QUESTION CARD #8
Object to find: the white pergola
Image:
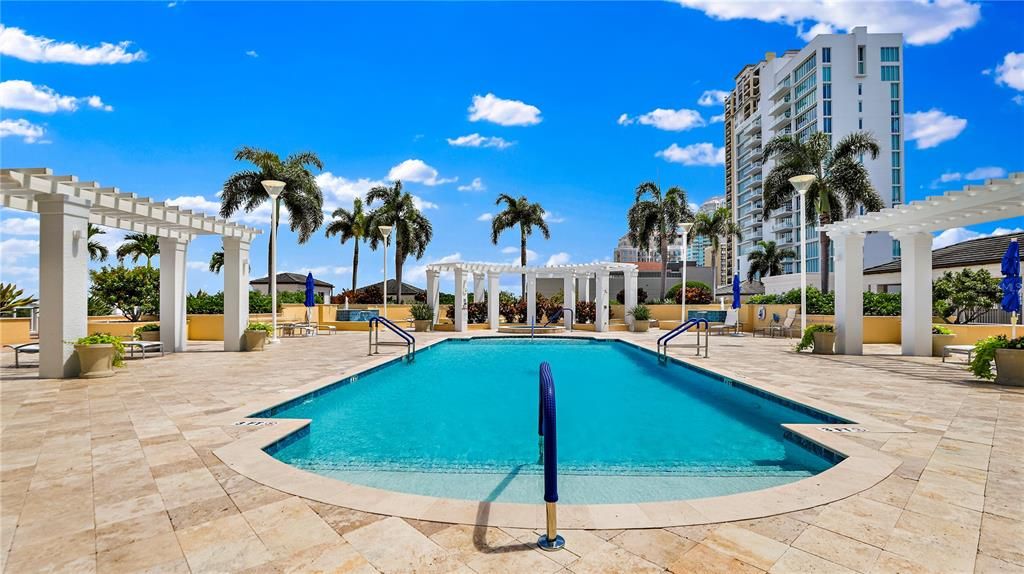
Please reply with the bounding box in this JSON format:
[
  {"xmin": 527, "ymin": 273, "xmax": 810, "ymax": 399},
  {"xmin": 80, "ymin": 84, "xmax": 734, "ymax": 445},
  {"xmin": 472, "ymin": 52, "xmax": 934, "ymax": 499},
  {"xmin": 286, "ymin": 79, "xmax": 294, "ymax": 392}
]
[
  {"xmin": 1, "ymin": 167, "xmax": 262, "ymax": 378},
  {"xmin": 424, "ymin": 261, "xmax": 639, "ymax": 332},
  {"xmin": 823, "ymin": 171, "xmax": 1023, "ymax": 356}
]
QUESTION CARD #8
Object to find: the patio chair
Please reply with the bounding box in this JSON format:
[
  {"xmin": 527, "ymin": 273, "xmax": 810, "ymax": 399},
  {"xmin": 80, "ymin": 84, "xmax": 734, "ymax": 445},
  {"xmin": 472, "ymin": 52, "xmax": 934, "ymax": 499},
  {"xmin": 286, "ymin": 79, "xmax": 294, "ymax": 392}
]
[
  {"xmin": 754, "ymin": 313, "xmax": 779, "ymax": 338},
  {"xmin": 4, "ymin": 342, "xmax": 39, "ymax": 367},
  {"xmin": 708, "ymin": 309, "xmax": 741, "ymax": 335},
  {"xmin": 770, "ymin": 309, "xmax": 799, "ymax": 338},
  {"xmin": 942, "ymin": 344, "xmax": 975, "ymax": 363},
  {"xmin": 123, "ymin": 340, "xmax": 164, "ymax": 359}
]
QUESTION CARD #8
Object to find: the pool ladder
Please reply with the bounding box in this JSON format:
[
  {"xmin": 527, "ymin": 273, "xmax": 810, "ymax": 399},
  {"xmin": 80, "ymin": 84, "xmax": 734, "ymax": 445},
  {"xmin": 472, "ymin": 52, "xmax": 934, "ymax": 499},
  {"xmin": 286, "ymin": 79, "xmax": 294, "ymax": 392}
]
[
  {"xmin": 543, "ymin": 307, "xmax": 574, "ymax": 332},
  {"xmin": 368, "ymin": 316, "xmax": 416, "ymax": 360},
  {"xmin": 657, "ymin": 318, "xmax": 709, "ymax": 361},
  {"xmin": 536, "ymin": 362, "xmax": 564, "ymax": 551}
]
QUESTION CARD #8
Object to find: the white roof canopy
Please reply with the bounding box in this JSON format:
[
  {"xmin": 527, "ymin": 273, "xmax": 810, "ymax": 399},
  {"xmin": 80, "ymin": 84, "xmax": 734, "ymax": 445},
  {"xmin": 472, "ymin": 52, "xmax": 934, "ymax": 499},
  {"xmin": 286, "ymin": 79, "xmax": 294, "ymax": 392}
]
[
  {"xmin": 1, "ymin": 167, "xmax": 261, "ymax": 242},
  {"xmin": 824, "ymin": 172, "xmax": 1023, "ymax": 236},
  {"xmin": 426, "ymin": 261, "xmax": 637, "ymax": 277}
]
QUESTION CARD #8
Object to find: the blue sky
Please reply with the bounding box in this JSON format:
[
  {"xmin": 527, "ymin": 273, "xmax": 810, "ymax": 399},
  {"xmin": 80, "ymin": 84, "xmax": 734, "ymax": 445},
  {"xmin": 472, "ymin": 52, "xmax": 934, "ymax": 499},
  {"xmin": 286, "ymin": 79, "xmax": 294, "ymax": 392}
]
[{"xmin": 1, "ymin": 1, "xmax": 1022, "ymax": 297}]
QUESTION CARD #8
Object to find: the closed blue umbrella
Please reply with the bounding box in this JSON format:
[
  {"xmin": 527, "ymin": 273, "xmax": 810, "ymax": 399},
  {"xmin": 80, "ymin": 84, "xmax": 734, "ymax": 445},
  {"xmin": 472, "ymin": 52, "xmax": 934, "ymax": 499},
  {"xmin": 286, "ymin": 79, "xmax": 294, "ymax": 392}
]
[
  {"xmin": 732, "ymin": 273, "xmax": 741, "ymax": 309},
  {"xmin": 304, "ymin": 273, "xmax": 316, "ymax": 324},
  {"xmin": 1000, "ymin": 238, "xmax": 1021, "ymax": 337}
]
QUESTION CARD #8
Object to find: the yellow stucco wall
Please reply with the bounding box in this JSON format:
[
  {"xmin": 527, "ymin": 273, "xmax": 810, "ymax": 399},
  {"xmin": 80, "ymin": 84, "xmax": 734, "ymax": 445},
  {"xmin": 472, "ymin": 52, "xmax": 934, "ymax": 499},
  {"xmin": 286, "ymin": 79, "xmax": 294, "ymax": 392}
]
[
  {"xmin": 944, "ymin": 324, "xmax": 1018, "ymax": 346},
  {"xmin": 0, "ymin": 318, "xmax": 32, "ymax": 346},
  {"xmin": 87, "ymin": 320, "xmax": 159, "ymax": 339}
]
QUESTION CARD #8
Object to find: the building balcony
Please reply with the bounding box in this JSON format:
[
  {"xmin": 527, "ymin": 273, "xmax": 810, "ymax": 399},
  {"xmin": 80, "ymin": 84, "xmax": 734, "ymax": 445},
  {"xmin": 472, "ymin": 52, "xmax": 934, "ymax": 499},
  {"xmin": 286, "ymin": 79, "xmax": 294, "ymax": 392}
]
[
  {"xmin": 769, "ymin": 96, "xmax": 791, "ymax": 117},
  {"xmin": 770, "ymin": 80, "xmax": 791, "ymax": 101},
  {"xmin": 771, "ymin": 111, "xmax": 791, "ymax": 131}
]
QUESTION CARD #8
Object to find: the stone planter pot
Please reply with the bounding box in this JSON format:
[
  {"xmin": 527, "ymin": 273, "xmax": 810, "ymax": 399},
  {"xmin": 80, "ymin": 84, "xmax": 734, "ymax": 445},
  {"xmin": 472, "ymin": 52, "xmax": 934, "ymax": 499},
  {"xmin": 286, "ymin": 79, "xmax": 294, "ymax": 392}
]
[
  {"xmin": 632, "ymin": 320, "xmax": 651, "ymax": 333},
  {"xmin": 414, "ymin": 320, "xmax": 431, "ymax": 332},
  {"xmin": 139, "ymin": 330, "xmax": 160, "ymax": 342},
  {"xmin": 995, "ymin": 349, "xmax": 1024, "ymax": 386},
  {"xmin": 245, "ymin": 330, "xmax": 268, "ymax": 352},
  {"xmin": 931, "ymin": 333, "xmax": 955, "ymax": 357},
  {"xmin": 812, "ymin": 332, "xmax": 835, "ymax": 355},
  {"xmin": 74, "ymin": 344, "xmax": 116, "ymax": 379}
]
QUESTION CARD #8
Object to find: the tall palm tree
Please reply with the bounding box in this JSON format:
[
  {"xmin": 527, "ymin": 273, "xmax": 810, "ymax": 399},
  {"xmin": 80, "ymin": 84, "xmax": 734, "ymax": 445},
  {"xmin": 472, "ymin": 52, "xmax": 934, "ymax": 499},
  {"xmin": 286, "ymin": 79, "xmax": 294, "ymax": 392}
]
[
  {"xmin": 746, "ymin": 240, "xmax": 796, "ymax": 283},
  {"xmin": 116, "ymin": 233, "xmax": 160, "ymax": 267},
  {"xmin": 209, "ymin": 251, "xmax": 224, "ymax": 274},
  {"xmin": 692, "ymin": 206, "xmax": 742, "ymax": 295},
  {"xmin": 490, "ymin": 193, "xmax": 550, "ymax": 295},
  {"xmin": 325, "ymin": 198, "xmax": 369, "ymax": 293},
  {"xmin": 365, "ymin": 181, "xmax": 433, "ymax": 303},
  {"xmin": 626, "ymin": 182, "xmax": 693, "ymax": 300},
  {"xmin": 220, "ymin": 146, "xmax": 325, "ymax": 277},
  {"xmin": 87, "ymin": 224, "xmax": 108, "ymax": 262},
  {"xmin": 762, "ymin": 131, "xmax": 883, "ymax": 293}
]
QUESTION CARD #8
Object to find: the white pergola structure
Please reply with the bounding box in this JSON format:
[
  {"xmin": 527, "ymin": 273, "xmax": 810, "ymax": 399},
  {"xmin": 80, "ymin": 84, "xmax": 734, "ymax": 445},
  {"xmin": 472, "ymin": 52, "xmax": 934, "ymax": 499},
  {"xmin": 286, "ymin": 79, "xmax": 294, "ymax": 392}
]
[
  {"xmin": 424, "ymin": 262, "xmax": 639, "ymax": 332},
  {"xmin": 1, "ymin": 168, "xmax": 262, "ymax": 378},
  {"xmin": 823, "ymin": 172, "xmax": 1023, "ymax": 356}
]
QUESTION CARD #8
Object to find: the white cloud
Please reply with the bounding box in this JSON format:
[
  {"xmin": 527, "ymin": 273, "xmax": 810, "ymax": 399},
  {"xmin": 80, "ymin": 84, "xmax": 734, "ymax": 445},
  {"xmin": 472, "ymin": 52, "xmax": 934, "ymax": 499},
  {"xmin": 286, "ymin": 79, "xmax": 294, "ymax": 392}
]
[
  {"xmin": 994, "ymin": 52, "xmax": 1024, "ymax": 91},
  {"xmin": 619, "ymin": 108, "xmax": 705, "ymax": 132},
  {"xmin": 501, "ymin": 246, "xmax": 537, "ymax": 264},
  {"xmin": 0, "ymin": 25, "xmax": 147, "ymax": 64},
  {"xmin": 656, "ymin": 142, "xmax": 725, "ymax": 166},
  {"xmin": 316, "ymin": 172, "xmax": 385, "ymax": 211},
  {"xmin": 0, "ymin": 80, "xmax": 113, "ymax": 113},
  {"xmin": 446, "ymin": 133, "xmax": 514, "ymax": 149},
  {"xmin": 245, "ymin": 50, "xmax": 259, "ymax": 58},
  {"xmin": 186, "ymin": 261, "xmax": 209, "ymax": 271},
  {"xmin": 405, "ymin": 252, "xmax": 463, "ymax": 283},
  {"xmin": 965, "ymin": 166, "xmax": 1007, "ymax": 180},
  {"xmin": 166, "ymin": 194, "xmax": 279, "ymax": 226},
  {"xmin": 672, "ymin": 0, "xmax": 980, "ymax": 46},
  {"xmin": 697, "ymin": 89, "xmax": 729, "ymax": 106},
  {"xmin": 167, "ymin": 2, "xmax": 177, "ymax": 7},
  {"xmin": 0, "ymin": 216, "xmax": 40, "ymax": 235},
  {"xmin": 476, "ymin": 212, "xmax": 493, "ymax": 222},
  {"xmin": 387, "ymin": 159, "xmax": 456, "ymax": 186},
  {"xmin": 165, "ymin": 195, "xmax": 221, "ymax": 216},
  {"xmin": 710, "ymin": 113, "xmax": 726, "ymax": 123},
  {"xmin": 905, "ymin": 109, "xmax": 967, "ymax": 149},
  {"xmin": 545, "ymin": 252, "xmax": 571, "ymax": 266},
  {"xmin": 297, "ymin": 265, "xmax": 352, "ymax": 276},
  {"xmin": 542, "ymin": 212, "xmax": 566, "ymax": 224},
  {"xmin": 0, "ymin": 118, "xmax": 45, "ymax": 143},
  {"xmin": 412, "ymin": 195, "xmax": 439, "ymax": 211},
  {"xmin": 932, "ymin": 226, "xmax": 1023, "ymax": 250},
  {"xmin": 468, "ymin": 93, "xmax": 542, "ymax": 126},
  {"xmin": 0, "ymin": 238, "xmax": 39, "ymax": 264},
  {"xmin": 457, "ymin": 178, "xmax": 486, "ymax": 192},
  {"xmin": 1013, "ymin": 95, "xmax": 1024, "ymax": 106}
]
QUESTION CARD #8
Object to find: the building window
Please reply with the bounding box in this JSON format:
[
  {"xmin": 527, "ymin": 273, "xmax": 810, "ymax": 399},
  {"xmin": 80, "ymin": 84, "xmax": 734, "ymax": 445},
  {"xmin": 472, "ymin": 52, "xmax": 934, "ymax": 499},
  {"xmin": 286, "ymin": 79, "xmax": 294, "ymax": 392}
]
[
  {"xmin": 824, "ymin": 117, "xmax": 832, "ymax": 132},
  {"xmin": 823, "ymin": 101, "xmax": 832, "ymax": 116},
  {"xmin": 822, "ymin": 47, "xmax": 831, "ymax": 63},
  {"xmin": 857, "ymin": 45, "xmax": 866, "ymax": 75},
  {"xmin": 891, "ymin": 151, "xmax": 900, "ymax": 166},
  {"xmin": 892, "ymin": 239, "xmax": 901, "ymax": 256},
  {"xmin": 892, "ymin": 186, "xmax": 902, "ymax": 205},
  {"xmin": 891, "ymin": 117, "xmax": 900, "ymax": 133},
  {"xmin": 859, "ymin": 118, "xmax": 863, "ymax": 129},
  {"xmin": 891, "ymin": 169, "xmax": 900, "ymax": 185},
  {"xmin": 794, "ymin": 74, "xmax": 817, "ymax": 98},
  {"xmin": 881, "ymin": 47, "xmax": 900, "ymax": 62},
  {"xmin": 822, "ymin": 83, "xmax": 831, "ymax": 99},
  {"xmin": 822, "ymin": 66, "xmax": 831, "ymax": 81},
  {"xmin": 858, "ymin": 100, "xmax": 863, "ymax": 112},
  {"xmin": 891, "ymin": 134, "xmax": 900, "ymax": 150},
  {"xmin": 890, "ymin": 83, "xmax": 900, "ymax": 98},
  {"xmin": 891, "ymin": 100, "xmax": 900, "ymax": 115},
  {"xmin": 794, "ymin": 54, "xmax": 816, "ymax": 82},
  {"xmin": 881, "ymin": 65, "xmax": 900, "ymax": 81},
  {"xmin": 858, "ymin": 83, "xmax": 863, "ymax": 95}
]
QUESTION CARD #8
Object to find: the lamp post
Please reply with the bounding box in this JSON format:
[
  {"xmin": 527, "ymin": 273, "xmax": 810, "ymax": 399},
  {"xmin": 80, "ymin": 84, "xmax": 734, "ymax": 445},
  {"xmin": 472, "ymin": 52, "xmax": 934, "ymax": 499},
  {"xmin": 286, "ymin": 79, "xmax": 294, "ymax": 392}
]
[
  {"xmin": 378, "ymin": 225, "xmax": 393, "ymax": 318},
  {"xmin": 680, "ymin": 222, "xmax": 693, "ymax": 324},
  {"xmin": 262, "ymin": 180, "xmax": 286, "ymax": 343},
  {"xmin": 789, "ymin": 175, "xmax": 816, "ymax": 335}
]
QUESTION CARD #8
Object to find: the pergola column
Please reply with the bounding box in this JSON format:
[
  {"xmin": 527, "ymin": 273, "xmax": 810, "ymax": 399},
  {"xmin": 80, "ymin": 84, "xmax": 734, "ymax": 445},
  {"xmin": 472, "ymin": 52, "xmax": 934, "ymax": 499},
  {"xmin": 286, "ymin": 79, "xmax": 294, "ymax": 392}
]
[
  {"xmin": 578, "ymin": 274, "xmax": 590, "ymax": 302},
  {"xmin": 898, "ymin": 232, "xmax": 933, "ymax": 356},
  {"xmin": 454, "ymin": 268, "xmax": 467, "ymax": 331},
  {"xmin": 425, "ymin": 269, "xmax": 440, "ymax": 326},
  {"xmin": 562, "ymin": 273, "xmax": 575, "ymax": 332},
  {"xmin": 37, "ymin": 195, "xmax": 90, "ymax": 378},
  {"xmin": 473, "ymin": 272, "xmax": 485, "ymax": 304},
  {"xmin": 159, "ymin": 237, "xmax": 189, "ymax": 353},
  {"xmin": 526, "ymin": 272, "xmax": 537, "ymax": 325},
  {"xmin": 487, "ymin": 272, "xmax": 501, "ymax": 330},
  {"xmin": 624, "ymin": 269, "xmax": 639, "ymax": 330},
  {"xmin": 222, "ymin": 237, "xmax": 250, "ymax": 351},
  {"xmin": 595, "ymin": 270, "xmax": 610, "ymax": 332},
  {"xmin": 830, "ymin": 231, "xmax": 865, "ymax": 355}
]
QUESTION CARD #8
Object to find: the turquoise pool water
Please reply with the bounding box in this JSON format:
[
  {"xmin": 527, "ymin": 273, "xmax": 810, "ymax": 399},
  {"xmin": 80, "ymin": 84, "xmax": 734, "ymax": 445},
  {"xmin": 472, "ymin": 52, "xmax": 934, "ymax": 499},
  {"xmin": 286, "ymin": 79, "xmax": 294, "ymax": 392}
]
[{"xmin": 261, "ymin": 338, "xmax": 845, "ymax": 503}]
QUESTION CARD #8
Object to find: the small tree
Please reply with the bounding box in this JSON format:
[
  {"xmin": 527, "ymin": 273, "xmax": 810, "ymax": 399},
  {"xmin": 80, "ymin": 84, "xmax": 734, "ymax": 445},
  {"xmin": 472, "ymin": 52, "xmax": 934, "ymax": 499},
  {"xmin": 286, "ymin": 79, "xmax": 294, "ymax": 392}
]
[
  {"xmin": 932, "ymin": 269, "xmax": 1001, "ymax": 324},
  {"xmin": 90, "ymin": 266, "xmax": 159, "ymax": 321}
]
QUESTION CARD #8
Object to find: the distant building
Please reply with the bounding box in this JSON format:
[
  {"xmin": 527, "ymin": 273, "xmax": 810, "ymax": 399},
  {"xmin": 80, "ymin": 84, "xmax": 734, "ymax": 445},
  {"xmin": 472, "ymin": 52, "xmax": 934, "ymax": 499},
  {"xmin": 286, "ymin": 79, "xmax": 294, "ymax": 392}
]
[
  {"xmin": 351, "ymin": 280, "xmax": 425, "ymax": 304},
  {"xmin": 613, "ymin": 233, "xmax": 685, "ymax": 265},
  {"xmin": 250, "ymin": 272, "xmax": 334, "ymax": 299},
  {"xmin": 688, "ymin": 196, "xmax": 726, "ymax": 267}
]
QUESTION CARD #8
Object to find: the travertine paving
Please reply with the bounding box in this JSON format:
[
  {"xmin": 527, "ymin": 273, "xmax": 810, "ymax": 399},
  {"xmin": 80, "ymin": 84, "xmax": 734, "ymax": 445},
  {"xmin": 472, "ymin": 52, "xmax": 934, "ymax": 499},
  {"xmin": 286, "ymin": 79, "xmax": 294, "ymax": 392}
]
[{"xmin": 1, "ymin": 331, "xmax": 1021, "ymax": 573}]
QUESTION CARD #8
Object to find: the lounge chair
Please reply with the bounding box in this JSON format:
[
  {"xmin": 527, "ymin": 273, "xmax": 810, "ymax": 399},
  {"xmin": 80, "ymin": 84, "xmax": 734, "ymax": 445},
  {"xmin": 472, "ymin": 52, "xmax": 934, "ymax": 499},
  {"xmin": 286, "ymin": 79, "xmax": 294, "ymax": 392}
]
[
  {"xmin": 770, "ymin": 309, "xmax": 799, "ymax": 338},
  {"xmin": 123, "ymin": 340, "xmax": 164, "ymax": 359},
  {"xmin": 4, "ymin": 342, "xmax": 39, "ymax": 367},
  {"xmin": 943, "ymin": 345, "xmax": 975, "ymax": 363},
  {"xmin": 708, "ymin": 309, "xmax": 742, "ymax": 335}
]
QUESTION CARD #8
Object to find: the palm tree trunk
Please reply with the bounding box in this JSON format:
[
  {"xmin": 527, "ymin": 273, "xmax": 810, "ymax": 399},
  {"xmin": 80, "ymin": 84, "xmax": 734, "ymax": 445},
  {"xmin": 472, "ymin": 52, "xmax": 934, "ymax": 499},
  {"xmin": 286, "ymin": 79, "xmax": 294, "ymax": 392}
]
[
  {"xmin": 394, "ymin": 240, "xmax": 403, "ymax": 304},
  {"xmin": 351, "ymin": 241, "xmax": 359, "ymax": 293},
  {"xmin": 659, "ymin": 235, "xmax": 668, "ymax": 301},
  {"xmin": 710, "ymin": 239, "xmax": 719, "ymax": 296},
  {"xmin": 818, "ymin": 213, "xmax": 831, "ymax": 293},
  {"xmin": 520, "ymin": 227, "xmax": 528, "ymax": 297}
]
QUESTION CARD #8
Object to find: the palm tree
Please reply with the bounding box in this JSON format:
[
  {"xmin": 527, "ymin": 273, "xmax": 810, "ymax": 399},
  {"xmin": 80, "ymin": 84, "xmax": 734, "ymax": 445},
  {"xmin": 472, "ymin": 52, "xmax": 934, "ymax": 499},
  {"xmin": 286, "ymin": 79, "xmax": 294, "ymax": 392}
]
[
  {"xmin": 325, "ymin": 198, "xmax": 369, "ymax": 293},
  {"xmin": 692, "ymin": 206, "xmax": 742, "ymax": 295},
  {"xmin": 490, "ymin": 193, "xmax": 550, "ymax": 295},
  {"xmin": 209, "ymin": 251, "xmax": 224, "ymax": 274},
  {"xmin": 116, "ymin": 233, "xmax": 159, "ymax": 267},
  {"xmin": 220, "ymin": 146, "xmax": 325, "ymax": 277},
  {"xmin": 365, "ymin": 181, "xmax": 433, "ymax": 302},
  {"xmin": 626, "ymin": 182, "xmax": 693, "ymax": 301},
  {"xmin": 746, "ymin": 240, "xmax": 796, "ymax": 283},
  {"xmin": 762, "ymin": 131, "xmax": 883, "ymax": 293},
  {"xmin": 87, "ymin": 224, "xmax": 108, "ymax": 262}
]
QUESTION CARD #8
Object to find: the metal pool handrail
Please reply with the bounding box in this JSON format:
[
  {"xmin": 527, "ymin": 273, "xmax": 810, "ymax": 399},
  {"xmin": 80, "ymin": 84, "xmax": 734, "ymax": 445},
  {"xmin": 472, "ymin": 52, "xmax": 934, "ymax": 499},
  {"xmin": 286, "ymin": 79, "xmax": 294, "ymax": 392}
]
[
  {"xmin": 537, "ymin": 362, "xmax": 564, "ymax": 551},
  {"xmin": 367, "ymin": 316, "xmax": 415, "ymax": 360},
  {"xmin": 657, "ymin": 318, "xmax": 709, "ymax": 359},
  {"xmin": 543, "ymin": 307, "xmax": 574, "ymax": 331}
]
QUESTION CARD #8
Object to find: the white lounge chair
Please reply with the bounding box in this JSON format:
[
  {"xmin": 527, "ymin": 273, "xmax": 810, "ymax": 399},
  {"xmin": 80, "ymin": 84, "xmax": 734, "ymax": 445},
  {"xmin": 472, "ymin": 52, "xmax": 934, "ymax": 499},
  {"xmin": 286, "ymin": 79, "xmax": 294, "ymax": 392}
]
[
  {"xmin": 4, "ymin": 342, "xmax": 39, "ymax": 367},
  {"xmin": 709, "ymin": 309, "xmax": 742, "ymax": 335},
  {"xmin": 770, "ymin": 309, "xmax": 799, "ymax": 338},
  {"xmin": 943, "ymin": 344, "xmax": 975, "ymax": 363},
  {"xmin": 123, "ymin": 340, "xmax": 164, "ymax": 359}
]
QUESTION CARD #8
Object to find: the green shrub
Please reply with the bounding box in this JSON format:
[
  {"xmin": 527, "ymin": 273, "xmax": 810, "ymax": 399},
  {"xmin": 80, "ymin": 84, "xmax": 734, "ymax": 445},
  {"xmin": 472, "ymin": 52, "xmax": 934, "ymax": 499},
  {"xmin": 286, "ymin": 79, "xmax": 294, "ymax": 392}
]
[
  {"xmin": 133, "ymin": 324, "xmax": 159, "ymax": 337},
  {"xmin": 628, "ymin": 304, "xmax": 651, "ymax": 321},
  {"xmin": 90, "ymin": 265, "xmax": 159, "ymax": 322},
  {"xmin": 74, "ymin": 333, "xmax": 126, "ymax": 367},
  {"xmin": 932, "ymin": 324, "xmax": 953, "ymax": 335},
  {"xmin": 246, "ymin": 322, "xmax": 274, "ymax": 334},
  {"xmin": 575, "ymin": 300, "xmax": 596, "ymax": 324},
  {"xmin": 795, "ymin": 324, "xmax": 834, "ymax": 352},
  {"xmin": 969, "ymin": 336, "xmax": 1024, "ymax": 380},
  {"xmin": 863, "ymin": 292, "xmax": 900, "ymax": 316},
  {"xmin": 277, "ymin": 290, "xmax": 324, "ymax": 305},
  {"xmin": 187, "ymin": 290, "xmax": 279, "ymax": 314},
  {"xmin": 410, "ymin": 302, "xmax": 434, "ymax": 321}
]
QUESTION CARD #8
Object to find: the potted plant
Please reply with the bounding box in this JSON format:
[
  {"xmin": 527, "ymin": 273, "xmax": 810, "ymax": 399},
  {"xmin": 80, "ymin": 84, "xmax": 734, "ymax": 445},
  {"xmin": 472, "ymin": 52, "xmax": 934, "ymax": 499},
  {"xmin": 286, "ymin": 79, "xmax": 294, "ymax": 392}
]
[
  {"xmin": 73, "ymin": 333, "xmax": 125, "ymax": 379},
  {"xmin": 969, "ymin": 335, "xmax": 1024, "ymax": 386},
  {"xmin": 628, "ymin": 304, "xmax": 652, "ymax": 333},
  {"xmin": 134, "ymin": 323, "xmax": 160, "ymax": 342},
  {"xmin": 245, "ymin": 322, "xmax": 273, "ymax": 351},
  {"xmin": 409, "ymin": 302, "xmax": 434, "ymax": 332},
  {"xmin": 796, "ymin": 324, "xmax": 835, "ymax": 355},
  {"xmin": 931, "ymin": 324, "xmax": 955, "ymax": 358}
]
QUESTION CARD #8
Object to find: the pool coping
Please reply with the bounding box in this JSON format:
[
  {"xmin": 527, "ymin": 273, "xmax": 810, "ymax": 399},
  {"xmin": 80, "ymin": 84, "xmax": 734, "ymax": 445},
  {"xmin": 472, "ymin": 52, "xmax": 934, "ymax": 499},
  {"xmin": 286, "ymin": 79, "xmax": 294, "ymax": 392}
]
[{"xmin": 212, "ymin": 332, "xmax": 907, "ymax": 529}]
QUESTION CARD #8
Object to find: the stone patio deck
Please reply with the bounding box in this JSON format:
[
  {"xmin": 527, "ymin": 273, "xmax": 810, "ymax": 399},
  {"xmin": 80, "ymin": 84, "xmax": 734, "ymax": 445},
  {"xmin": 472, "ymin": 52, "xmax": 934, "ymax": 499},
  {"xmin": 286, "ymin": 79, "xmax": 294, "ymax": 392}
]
[{"xmin": 1, "ymin": 331, "xmax": 1021, "ymax": 573}]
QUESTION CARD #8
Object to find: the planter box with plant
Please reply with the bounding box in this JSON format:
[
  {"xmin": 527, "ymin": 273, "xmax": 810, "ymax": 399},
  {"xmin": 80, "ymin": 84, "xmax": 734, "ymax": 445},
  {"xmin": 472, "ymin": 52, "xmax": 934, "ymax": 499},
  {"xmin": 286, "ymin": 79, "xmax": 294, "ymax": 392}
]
[
  {"xmin": 931, "ymin": 324, "xmax": 955, "ymax": 357},
  {"xmin": 73, "ymin": 333, "xmax": 125, "ymax": 379},
  {"xmin": 245, "ymin": 322, "xmax": 273, "ymax": 351},
  {"xmin": 134, "ymin": 323, "xmax": 160, "ymax": 341},
  {"xmin": 410, "ymin": 302, "xmax": 434, "ymax": 332},
  {"xmin": 796, "ymin": 324, "xmax": 835, "ymax": 355},
  {"xmin": 969, "ymin": 335, "xmax": 1024, "ymax": 386},
  {"xmin": 628, "ymin": 304, "xmax": 652, "ymax": 332}
]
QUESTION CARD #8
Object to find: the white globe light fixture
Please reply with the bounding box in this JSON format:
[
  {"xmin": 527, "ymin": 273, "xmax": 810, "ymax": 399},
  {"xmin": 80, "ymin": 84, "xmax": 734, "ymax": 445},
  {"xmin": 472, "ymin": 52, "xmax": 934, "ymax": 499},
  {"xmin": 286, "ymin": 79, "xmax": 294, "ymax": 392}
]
[
  {"xmin": 262, "ymin": 180, "xmax": 286, "ymax": 343},
  {"xmin": 789, "ymin": 174, "xmax": 816, "ymax": 335},
  {"xmin": 679, "ymin": 222, "xmax": 693, "ymax": 324},
  {"xmin": 378, "ymin": 225, "xmax": 393, "ymax": 318}
]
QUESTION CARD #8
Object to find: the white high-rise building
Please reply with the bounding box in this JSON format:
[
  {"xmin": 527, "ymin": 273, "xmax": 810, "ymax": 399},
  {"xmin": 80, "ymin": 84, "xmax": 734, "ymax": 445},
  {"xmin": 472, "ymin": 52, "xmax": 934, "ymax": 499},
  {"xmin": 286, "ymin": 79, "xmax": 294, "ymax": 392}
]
[
  {"xmin": 723, "ymin": 27, "xmax": 904, "ymax": 289},
  {"xmin": 688, "ymin": 196, "xmax": 725, "ymax": 266}
]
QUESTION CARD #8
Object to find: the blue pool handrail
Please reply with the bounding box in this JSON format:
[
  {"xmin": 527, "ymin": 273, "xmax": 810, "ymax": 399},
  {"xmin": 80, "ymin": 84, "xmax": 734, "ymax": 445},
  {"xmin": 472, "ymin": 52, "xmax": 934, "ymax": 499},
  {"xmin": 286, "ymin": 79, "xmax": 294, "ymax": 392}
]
[
  {"xmin": 657, "ymin": 318, "xmax": 709, "ymax": 359},
  {"xmin": 537, "ymin": 362, "xmax": 564, "ymax": 551},
  {"xmin": 367, "ymin": 316, "xmax": 415, "ymax": 359},
  {"xmin": 543, "ymin": 307, "xmax": 574, "ymax": 331}
]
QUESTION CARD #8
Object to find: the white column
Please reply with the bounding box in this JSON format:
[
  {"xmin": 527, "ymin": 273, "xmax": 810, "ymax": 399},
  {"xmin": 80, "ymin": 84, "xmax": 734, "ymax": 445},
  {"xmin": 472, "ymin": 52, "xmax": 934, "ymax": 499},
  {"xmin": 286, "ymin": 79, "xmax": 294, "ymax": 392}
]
[
  {"xmin": 595, "ymin": 270, "xmax": 610, "ymax": 332},
  {"xmin": 899, "ymin": 232, "xmax": 933, "ymax": 356},
  {"xmin": 426, "ymin": 269, "xmax": 440, "ymax": 326},
  {"xmin": 578, "ymin": 274, "xmax": 590, "ymax": 302},
  {"xmin": 454, "ymin": 268, "xmax": 467, "ymax": 331},
  {"xmin": 624, "ymin": 269, "xmax": 638, "ymax": 330},
  {"xmin": 473, "ymin": 272, "xmax": 485, "ymax": 304},
  {"xmin": 37, "ymin": 195, "xmax": 90, "ymax": 378},
  {"xmin": 562, "ymin": 274, "xmax": 576, "ymax": 332},
  {"xmin": 158, "ymin": 237, "xmax": 188, "ymax": 353},
  {"xmin": 223, "ymin": 236, "xmax": 250, "ymax": 351},
  {"xmin": 830, "ymin": 231, "xmax": 864, "ymax": 355},
  {"xmin": 526, "ymin": 272, "xmax": 537, "ymax": 325},
  {"xmin": 488, "ymin": 272, "xmax": 501, "ymax": 330}
]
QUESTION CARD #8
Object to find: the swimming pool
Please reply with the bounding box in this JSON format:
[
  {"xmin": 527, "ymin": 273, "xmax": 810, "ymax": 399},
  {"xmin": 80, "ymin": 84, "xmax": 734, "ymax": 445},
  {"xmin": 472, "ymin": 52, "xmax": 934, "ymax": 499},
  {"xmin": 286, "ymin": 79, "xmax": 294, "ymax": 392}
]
[{"xmin": 259, "ymin": 338, "xmax": 846, "ymax": 504}]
